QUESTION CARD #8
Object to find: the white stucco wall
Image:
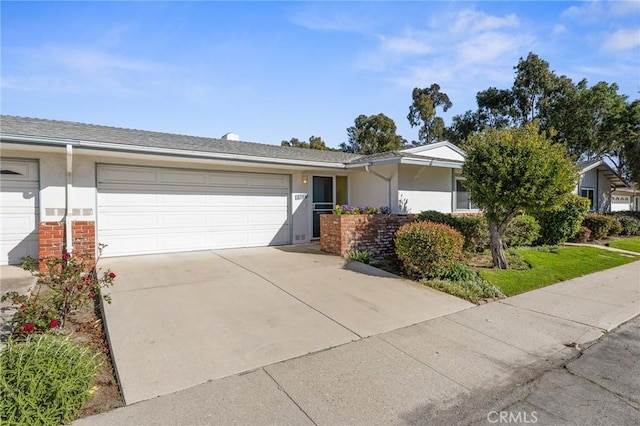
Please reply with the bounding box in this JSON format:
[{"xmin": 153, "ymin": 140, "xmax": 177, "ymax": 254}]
[
  {"xmin": 577, "ymin": 168, "xmax": 613, "ymax": 213},
  {"xmin": 0, "ymin": 146, "xmax": 327, "ymax": 245},
  {"xmin": 348, "ymin": 164, "xmax": 398, "ymax": 211},
  {"xmin": 397, "ymin": 164, "xmax": 453, "ymax": 213}
]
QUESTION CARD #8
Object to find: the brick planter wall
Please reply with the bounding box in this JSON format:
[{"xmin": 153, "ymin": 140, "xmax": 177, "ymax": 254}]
[
  {"xmin": 320, "ymin": 214, "xmax": 415, "ymax": 258},
  {"xmin": 38, "ymin": 221, "xmax": 96, "ymax": 269}
]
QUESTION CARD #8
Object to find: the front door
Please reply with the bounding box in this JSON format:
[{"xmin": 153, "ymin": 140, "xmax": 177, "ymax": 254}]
[{"xmin": 312, "ymin": 176, "xmax": 334, "ymax": 239}]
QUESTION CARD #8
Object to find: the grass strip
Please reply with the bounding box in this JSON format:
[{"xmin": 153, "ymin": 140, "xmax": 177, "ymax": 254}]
[
  {"xmin": 479, "ymin": 246, "xmax": 639, "ymax": 296},
  {"xmin": 607, "ymin": 237, "xmax": 640, "ymax": 253}
]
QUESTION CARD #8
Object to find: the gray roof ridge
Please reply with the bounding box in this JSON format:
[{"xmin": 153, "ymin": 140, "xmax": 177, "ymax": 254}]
[{"xmin": 1, "ymin": 115, "xmax": 363, "ymax": 164}]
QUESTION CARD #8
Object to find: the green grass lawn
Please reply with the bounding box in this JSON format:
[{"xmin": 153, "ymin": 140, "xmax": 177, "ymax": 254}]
[
  {"xmin": 607, "ymin": 237, "xmax": 640, "ymax": 253},
  {"xmin": 479, "ymin": 246, "xmax": 639, "ymax": 296}
]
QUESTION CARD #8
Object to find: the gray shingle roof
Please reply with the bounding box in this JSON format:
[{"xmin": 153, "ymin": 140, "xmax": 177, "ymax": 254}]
[{"xmin": 0, "ymin": 115, "xmax": 362, "ymax": 165}]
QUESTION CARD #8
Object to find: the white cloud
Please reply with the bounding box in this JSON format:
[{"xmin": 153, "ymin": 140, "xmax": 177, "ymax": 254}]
[
  {"xmin": 552, "ymin": 24, "xmax": 567, "ymax": 36},
  {"xmin": 451, "ymin": 9, "xmax": 519, "ymax": 34},
  {"xmin": 602, "ymin": 27, "xmax": 640, "ymax": 51},
  {"xmin": 380, "ymin": 33, "xmax": 433, "ymax": 56}
]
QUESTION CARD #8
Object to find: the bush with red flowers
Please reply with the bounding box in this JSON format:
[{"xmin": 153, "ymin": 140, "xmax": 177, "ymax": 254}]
[{"xmin": 1, "ymin": 243, "xmax": 116, "ymax": 337}]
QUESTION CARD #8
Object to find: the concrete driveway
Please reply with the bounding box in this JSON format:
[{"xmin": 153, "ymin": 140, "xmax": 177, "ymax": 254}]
[{"xmin": 100, "ymin": 244, "xmax": 472, "ymax": 404}]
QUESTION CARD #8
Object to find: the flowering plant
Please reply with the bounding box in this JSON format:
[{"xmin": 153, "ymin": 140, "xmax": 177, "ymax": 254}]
[
  {"xmin": 333, "ymin": 205, "xmax": 391, "ymax": 215},
  {"xmin": 1, "ymin": 243, "xmax": 116, "ymax": 336}
]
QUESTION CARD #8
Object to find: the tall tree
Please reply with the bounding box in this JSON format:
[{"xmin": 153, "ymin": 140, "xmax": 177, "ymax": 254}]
[
  {"xmin": 281, "ymin": 136, "xmax": 334, "ymax": 151},
  {"xmin": 340, "ymin": 113, "xmax": 404, "ymax": 154},
  {"xmin": 462, "ymin": 123, "xmax": 577, "ymax": 269},
  {"xmin": 407, "ymin": 84, "xmax": 452, "ymax": 144}
]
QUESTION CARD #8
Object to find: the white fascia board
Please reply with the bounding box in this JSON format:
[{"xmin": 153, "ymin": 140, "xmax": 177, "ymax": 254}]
[
  {"xmin": 0, "ymin": 134, "xmax": 347, "ymax": 170},
  {"xmin": 579, "ymin": 160, "xmax": 604, "ymax": 174},
  {"xmin": 402, "ymin": 141, "xmax": 467, "ymax": 157},
  {"xmin": 400, "ymin": 157, "xmax": 464, "ymax": 169},
  {"xmin": 345, "ymin": 156, "xmax": 464, "ymax": 169}
]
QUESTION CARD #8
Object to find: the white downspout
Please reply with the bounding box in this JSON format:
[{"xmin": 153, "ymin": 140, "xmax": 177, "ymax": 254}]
[
  {"xmin": 365, "ymin": 164, "xmax": 392, "ymax": 212},
  {"xmin": 65, "ymin": 144, "xmax": 73, "ymax": 254}
]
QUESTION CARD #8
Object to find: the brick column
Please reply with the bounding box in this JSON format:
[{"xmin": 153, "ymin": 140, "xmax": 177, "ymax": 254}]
[{"xmin": 38, "ymin": 221, "xmax": 96, "ymax": 269}]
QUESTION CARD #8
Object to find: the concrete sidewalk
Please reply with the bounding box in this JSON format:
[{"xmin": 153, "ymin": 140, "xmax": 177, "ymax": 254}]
[{"xmin": 76, "ymin": 260, "xmax": 640, "ymax": 425}]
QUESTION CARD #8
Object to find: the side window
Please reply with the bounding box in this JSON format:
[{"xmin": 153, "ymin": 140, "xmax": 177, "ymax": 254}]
[
  {"xmin": 580, "ymin": 188, "xmax": 595, "ymax": 211},
  {"xmin": 455, "ymin": 178, "xmax": 476, "ymax": 210}
]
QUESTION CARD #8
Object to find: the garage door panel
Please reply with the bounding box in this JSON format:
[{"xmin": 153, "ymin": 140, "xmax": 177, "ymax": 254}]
[
  {"xmin": 160, "ymin": 171, "xmax": 208, "ymax": 185},
  {"xmin": 99, "ymin": 167, "xmax": 158, "ymax": 184},
  {"xmin": 0, "ymin": 159, "xmax": 39, "ymax": 265},
  {"xmin": 97, "ymin": 165, "xmax": 290, "ymax": 257}
]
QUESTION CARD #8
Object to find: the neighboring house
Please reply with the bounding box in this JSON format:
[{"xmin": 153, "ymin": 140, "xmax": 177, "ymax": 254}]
[
  {"xmin": 576, "ymin": 159, "xmax": 629, "ymax": 213},
  {"xmin": 0, "ymin": 115, "xmax": 470, "ymax": 265},
  {"xmin": 611, "ymin": 185, "xmax": 639, "ymax": 212}
]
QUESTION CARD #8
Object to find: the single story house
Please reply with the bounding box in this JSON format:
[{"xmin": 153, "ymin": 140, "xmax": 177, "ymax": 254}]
[
  {"xmin": 0, "ymin": 115, "xmax": 473, "ymax": 265},
  {"xmin": 576, "ymin": 159, "xmax": 630, "ymax": 213}
]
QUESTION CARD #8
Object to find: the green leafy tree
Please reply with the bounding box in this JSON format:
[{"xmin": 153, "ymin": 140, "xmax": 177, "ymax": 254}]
[
  {"xmin": 340, "ymin": 113, "xmax": 404, "ymax": 154},
  {"xmin": 462, "ymin": 123, "xmax": 578, "ymax": 269},
  {"xmin": 449, "ymin": 52, "xmax": 639, "ymax": 181},
  {"xmin": 281, "ymin": 136, "xmax": 334, "ymax": 151},
  {"xmin": 408, "ymin": 84, "xmax": 452, "ymax": 144}
]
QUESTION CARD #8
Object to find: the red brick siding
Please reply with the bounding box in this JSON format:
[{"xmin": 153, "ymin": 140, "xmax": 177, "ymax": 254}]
[
  {"xmin": 320, "ymin": 214, "xmax": 415, "ymax": 258},
  {"xmin": 37, "ymin": 221, "xmax": 96, "ymax": 269}
]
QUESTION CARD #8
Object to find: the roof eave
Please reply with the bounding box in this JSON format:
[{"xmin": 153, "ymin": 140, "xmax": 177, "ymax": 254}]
[{"xmin": 0, "ymin": 134, "xmax": 348, "ymax": 169}]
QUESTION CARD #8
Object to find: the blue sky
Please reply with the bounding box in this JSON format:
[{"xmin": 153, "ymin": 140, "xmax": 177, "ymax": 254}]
[{"xmin": 2, "ymin": 1, "xmax": 639, "ymax": 148}]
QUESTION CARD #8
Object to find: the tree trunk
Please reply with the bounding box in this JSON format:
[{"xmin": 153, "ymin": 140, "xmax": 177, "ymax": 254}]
[{"xmin": 489, "ymin": 223, "xmax": 509, "ymax": 269}]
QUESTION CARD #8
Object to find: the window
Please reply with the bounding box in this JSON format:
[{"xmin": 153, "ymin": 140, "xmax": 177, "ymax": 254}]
[
  {"xmin": 580, "ymin": 188, "xmax": 595, "ymax": 211},
  {"xmin": 455, "ymin": 178, "xmax": 476, "ymax": 210},
  {"xmin": 336, "ymin": 176, "xmax": 348, "ymax": 206}
]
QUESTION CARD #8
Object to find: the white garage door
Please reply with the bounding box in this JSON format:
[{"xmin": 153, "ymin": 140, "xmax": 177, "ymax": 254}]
[
  {"xmin": 0, "ymin": 159, "xmax": 39, "ymax": 266},
  {"xmin": 97, "ymin": 165, "xmax": 290, "ymax": 257}
]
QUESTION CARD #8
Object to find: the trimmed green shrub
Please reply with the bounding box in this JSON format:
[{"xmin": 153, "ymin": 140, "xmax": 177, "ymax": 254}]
[
  {"xmin": 416, "ymin": 211, "xmax": 489, "ymax": 252},
  {"xmin": 503, "ymin": 215, "xmax": 541, "ymax": 248},
  {"xmin": 395, "ymin": 221, "xmax": 464, "ymax": 279},
  {"xmin": 582, "ymin": 214, "xmax": 612, "ymax": 240},
  {"xmin": 569, "ymin": 226, "xmax": 592, "ymax": 243},
  {"xmin": 415, "ymin": 210, "xmax": 453, "ymax": 225},
  {"xmin": 452, "ymin": 214, "xmax": 490, "ymax": 252},
  {"xmin": 615, "ymin": 215, "xmax": 640, "ymax": 236},
  {"xmin": 606, "ymin": 216, "xmax": 623, "ymax": 236},
  {"xmin": 1, "ymin": 334, "xmax": 100, "ymax": 425},
  {"xmin": 533, "ymin": 193, "xmax": 591, "ymax": 245}
]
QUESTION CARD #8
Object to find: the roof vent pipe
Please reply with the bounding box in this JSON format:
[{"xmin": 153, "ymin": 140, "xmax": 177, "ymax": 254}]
[{"xmin": 221, "ymin": 132, "xmax": 240, "ymax": 141}]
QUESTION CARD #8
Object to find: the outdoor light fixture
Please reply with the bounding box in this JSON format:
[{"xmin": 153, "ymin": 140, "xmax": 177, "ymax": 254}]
[{"xmin": 302, "ymin": 172, "xmax": 308, "ymax": 184}]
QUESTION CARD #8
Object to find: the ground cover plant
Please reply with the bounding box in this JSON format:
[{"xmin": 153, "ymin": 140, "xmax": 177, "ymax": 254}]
[
  {"xmin": 479, "ymin": 246, "xmax": 639, "ymax": 296},
  {"xmin": 0, "ymin": 334, "xmax": 99, "ymax": 425},
  {"xmin": 0, "ymin": 248, "xmax": 123, "ymax": 423},
  {"xmin": 421, "ymin": 263, "xmax": 505, "ymax": 303},
  {"xmin": 607, "ymin": 237, "xmax": 640, "ymax": 253}
]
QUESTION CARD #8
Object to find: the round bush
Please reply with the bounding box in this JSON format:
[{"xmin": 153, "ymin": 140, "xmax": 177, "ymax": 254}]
[
  {"xmin": 606, "ymin": 216, "xmax": 623, "ymax": 236},
  {"xmin": 615, "ymin": 215, "xmax": 640, "ymax": 236},
  {"xmin": 503, "ymin": 215, "xmax": 541, "ymax": 248},
  {"xmin": 533, "ymin": 193, "xmax": 590, "ymax": 245},
  {"xmin": 395, "ymin": 221, "xmax": 464, "ymax": 279},
  {"xmin": 569, "ymin": 226, "xmax": 592, "ymax": 243},
  {"xmin": 582, "ymin": 214, "xmax": 612, "ymax": 240},
  {"xmin": 415, "ymin": 210, "xmax": 453, "ymax": 225}
]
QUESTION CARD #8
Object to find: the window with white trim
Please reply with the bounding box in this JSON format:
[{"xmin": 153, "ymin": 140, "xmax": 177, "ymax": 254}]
[
  {"xmin": 580, "ymin": 188, "xmax": 595, "ymax": 211},
  {"xmin": 455, "ymin": 178, "xmax": 476, "ymax": 210}
]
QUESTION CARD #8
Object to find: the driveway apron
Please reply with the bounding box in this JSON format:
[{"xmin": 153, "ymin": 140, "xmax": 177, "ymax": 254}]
[{"xmin": 100, "ymin": 245, "xmax": 472, "ymax": 404}]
